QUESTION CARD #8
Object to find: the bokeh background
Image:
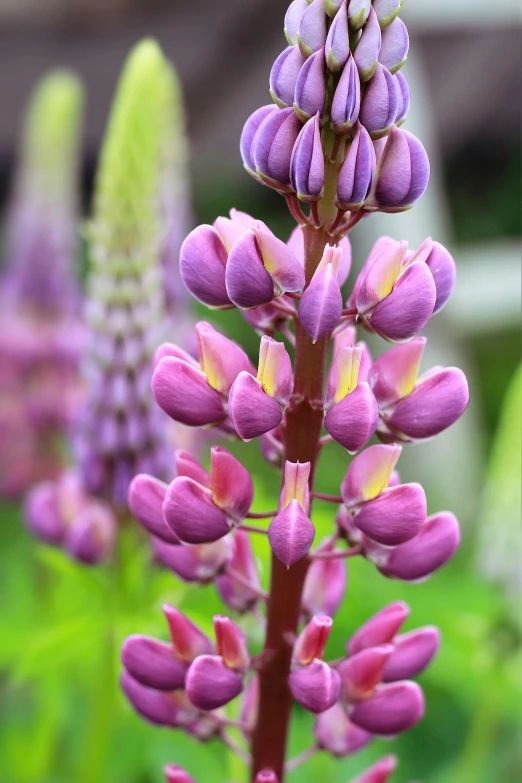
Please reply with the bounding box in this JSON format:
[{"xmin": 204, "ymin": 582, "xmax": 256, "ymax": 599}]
[{"xmin": 0, "ymin": 1, "xmax": 520, "ymax": 782}]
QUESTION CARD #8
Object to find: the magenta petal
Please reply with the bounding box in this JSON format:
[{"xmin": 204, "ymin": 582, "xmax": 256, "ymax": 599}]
[
  {"xmin": 24, "ymin": 481, "xmax": 66, "ymax": 545},
  {"xmin": 120, "ymin": 671, "xmax": 188, "ymax": 728},
  {"xmin": 152, "ymin": 536, "xmax": 231, "ymax": 583},
  {"xmin": 383, "ymin": 626, "xmax": 440, "ymax": 682},
  {"xmin": 348, "ymin": 601, "xmax": 410, "ymax": 655},
  {"xmin": 353, "ymin": 482, "xmax": 426, "ymax": 545},
  {"xmin": 196, "ymin": 321, "xmax": 255, "ymax": 393},
  {"xmin": 368, "ymin": 262, "xmax": 436, "ymax": 342},
  {"xmin": 289, "ymin": 660, "xmax": 341, "ymax": 713},
  {"xmin": 350, "ymin": 681, "xmax": 425, "ymax": 735},
  {"xmin": 163, "ymin": 477, "xmax": 230, "ymax": 544},
  {"xmin": 387, "ymin": 367, "xmax": 469, "ymax": 439},
  {"xmin": 339, "ymin": 644, "xmax": 393, "ymax": 702},
  {"xmin": 228, "ymin": 372, "xmax": 283, "ymax": 441},
  {"xmin": 121, "ymin": 635, "xmax": 187, "ymax": 691},
  {"xmin": 128, "ymin": 474, "xmax": 179, "ymax": 544},
  {"xmin": 425, "ymin": 241, "xmax": 456, "ymax": 314},
  {"xmin": 179, "ymin": 225, "xmax": 231, "ymax": 308},
  {"xmin": 226, "ymin": 231, "xmax": 275, "ymax": 309},
  {"xmin": 152, "ymin": 357, "xmax": 226, "ymax": 427},
  {"xmin": 240, "ymin": 104, "xmax": 279, "ymax": 174},
  {"xmin": 164, "ymin": 766, "xmax": 198, "ymax": 783},
  {"xmin": 210, "ymin": 446, "xmax": 254, "ymax": 522},
  {"xmin": 341, "ymin": 443, "xmax": 402, "ymax": 504},
  {"xmin": 302, "ymin": 541, "xmax": 347, "ymax": 617},
  {"xmin": 379, "ymin": 511, "xmax": 460, "ymax": 581},
  {"xmin": 314, "ymin": 702, "xmax": 372, "ymax": 756},
  {"xmin": 299, "ymin": 264, "xmax": 343, "ymax": 341},
  {"xmin": 215, "ymin": 530, "xmax": 261, "ymax": 613},
  {"xmin": 270, "ymin": 45, "xmax": 306, "ymax": 109},
  {"xmin": 324, "ymin": 382, "xmax": 378, "ymax": 453},
  {"xmin": 175, "ymin": 451, "xmax": 210, "ymax": 487},
  {"xmin": 255, "ymin": 225, "xmax": 305, "ymax": 292},
  {"xmin": 254, "ymin": 108, "xmax": 302, "ymax": 190},
  {"xmin": 268, "ymin": 499, "xmax": 315, "ymax": 566},
  {"xmin": 186, "ymin": 655, "xmax": 243, "ymax": 710},
  {"xmin": 353, "ymin": 755, "xmax": 397, "ymax": 783},
  {"xmin": 368, "ymin": 337, "xmax": 426, "ymax": 406},
  {"xmin": 163, "ymin": 605, "xmax": 214, "ymax": 663}
]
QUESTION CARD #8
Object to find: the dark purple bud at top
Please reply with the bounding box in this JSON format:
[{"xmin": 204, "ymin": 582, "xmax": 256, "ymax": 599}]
[
  {"xmin": 254, "ymin": 108, "xmax": 302, "ymax": 191},
  {"xmin": 354, "ymin": 8, "xmax": 382, "ymax": 82},
  {"xmin": 314, "ymin": 702, "xmax": 372, "ymax": 756},
  {"xmin": 349, "ymin": 680, "xmax": 425, "ymax": 735},
  {"xmin": 128, "ymin": 474, "xmax": 179, "ymax": 544},
  {"xmin": 186, "ymin": 654, "xmax": 243, "ymax": 711},
  {"xmin": 179, "ymin": 225, "xmax": 231, "ymax": 309},
  {"xmin": 379, "ymin": 17, "xmax": 409, "ymax": 74},
  {"xmin": 285, "ymin": 0, "xmax": 309, "ymax": 45},
  {"xmin": 297, "ymin": 0, "xmax": 327, "ymax": 57},
  {"xmin": 348, "ymin": 0, "xmax": 371, "ymax": 30},
  {"xmin": 270, "ymin": 46, "xmax": 306, "ymax": 109},
  {"xmin": 336, "ymin": 123, "xmax": 375, "ymax": 210},
  {"xmin": 121, "ymin": 635, "xmax": 187, "ymax": 691},
  {"xmin": 294, "ymin": 48, "xmax": 327, "ymax": 122},
  {"xmin": 240, "ymin": 105, "xmax": 278, "ymax": 176},
  {"xmin": 382, "ymin": 626, "xmax": 440, "ymax": 681},
  {"xmin": 393, "ymin": 71, "xmax": 410, "ymax": 126},
  {"xmin": 378, "ymin": 511, "xmax": 460, "ymax": 581},
  {"xmin": 290, "ymin": 114, "xmax": 325, "ymax": 202},
  {"xmin": 164, "ymin": 766, "xmax": 198, "ymax": 783},
  {"xmin": 289, "ymin": 660, "xmax": 341, "ymax": 714},
  {"xmin": 424, "ymin": 241, "xmax": 456, "ymax": 313},
  {"xmin": 331, "ymin": 55, "xmax": 361, "ymax": 133},
  {"xmin": 368, "ymin": 126, "xmax": 430, "ymax": 212},
  {"xmin": 373, "ymin": 0, "xmax": 404, "ymax": 28},
  {"xmin": 348, "ymin": 601, "xmax": 409, "ymax": 655},
  {"xmin": 360, "ymin": 64, "xmax": 399, "ymax": 139},
  {"xmin": 352, "ymin": 755, "xmax": 397, "ymax": 783},
  {"xmin": 326, "ymin": 2, "xmax": 350, "ymax": 73}
]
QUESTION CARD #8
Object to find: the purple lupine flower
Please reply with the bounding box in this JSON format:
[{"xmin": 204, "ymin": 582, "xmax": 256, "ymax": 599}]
[
  {"xmin": 367, "ymin": 126, "xmax": 431, "ymax": 212},
  {"xmin": 348, "ymin": 0, "xmax": 372, "ymax": 30},
  {"xmin": 254, "ymin": 108, "xmax": 303, "ymax": 191},
  {"xmin": 336, "ymin": 122, "xmax": 376, "ymax": 210},
  {"xmin": 331, "ymin": 54, "xmax": 361, "ymax": 133},
  {"xmin": 325, "ymin": 1, "xmax": 350, "ymax": 72},
  {"xmin": 378, "ymin": 17, "xmax": 409, "ymax": 74},
  {"xmin": 360, "ymin": 64, "xmax": 399, "ymax": 139},
  {"xmin": 270, "ymin": 46, "xmax": 306, "ymax": 110},
  {"xmin": 351, "ymin": 755, "xmax": 397, "ymax": 783},
  {"xmin": 294, "ymin": 48, "xmax": 327, "ymax": 122},
  {"xmin": 297, "ymin": 0, "xmax": 327, "ymax": 57},
  {"xmin": 290, "ymin": 114, "xmax": 325, "ymax": 202},
  {"xmin": 353, "ymin": 7, "xmax": 382, "ymax": 82},
  {"xmin": 314, "ymin": 702, "xmax": 372, "ymax": 756}
]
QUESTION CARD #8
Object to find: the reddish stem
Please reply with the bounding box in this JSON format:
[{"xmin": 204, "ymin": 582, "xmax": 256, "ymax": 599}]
[
  {"xmin": 251, "ymin": 225, "xmax": 330, "ymax": 781},
  {"xmin": 312, "ymin": 492, "xmax": 343, "ymax": 503}
]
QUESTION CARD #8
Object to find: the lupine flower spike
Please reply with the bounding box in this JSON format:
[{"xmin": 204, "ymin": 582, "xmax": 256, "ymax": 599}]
[{"xmin": 121, "ymin": 5, "xmax": 468, "ymax": 782}]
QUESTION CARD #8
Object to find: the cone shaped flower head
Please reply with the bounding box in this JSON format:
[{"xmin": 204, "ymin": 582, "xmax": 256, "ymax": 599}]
[
  {"xmin": 162, "ymin": 446, "xmax": 254, "ymax": 544},
  {"xmin": 269, "ymin": 461, "xmax": 315, "ymax": 566}
]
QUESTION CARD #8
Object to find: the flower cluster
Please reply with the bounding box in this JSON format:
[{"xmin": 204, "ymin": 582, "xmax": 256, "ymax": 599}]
[
  {"xmin": 121, "ymin": 4, "xmax": 469, "ymax": 782},
  {"xmin": 0, "ymin": 71, "xmax": 84, "ymax": 498}
]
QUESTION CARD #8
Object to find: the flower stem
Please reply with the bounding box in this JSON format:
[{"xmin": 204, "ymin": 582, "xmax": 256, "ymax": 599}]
[
  {"xmin": 285, "ymin": 744, "xmax": 319, "ymax": 773},
  {"xmin": 251, "ymin": 224, "xmax": 330, "ymax": 781}
]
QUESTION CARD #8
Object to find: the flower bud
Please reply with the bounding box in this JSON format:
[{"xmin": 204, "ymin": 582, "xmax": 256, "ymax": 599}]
[
  {"xmin": 331, "ymin": 55, "xmax": 361, "ymax": 133},
  {"xmin": 424, "ymin": 241, "xmax": 456, "ymax": 313},
  {"xmin": 152, "ymin": 536, "xmax": 231, "ymax": 583},
  {"xmin": 326, "ymin": 345, "xmax": 363, "ymax": 409},
  {"xmin": 394, "ymin": 71, "xmax": 410, "ymax": 126},
  {"xmin": 287, "ymin": 227, "xmax": 352, "ymax": 286},
  {"xmin": 196, "ymin": 321, "xmax": 255, "ymax": 394},
  {"xmin": 360, "ymin": 64, "xmax": 399, "ymax": 139},
  {"xmin": 210, "ymin": 446, "xmax": 254, "ymax": 522},
  {"xmin": 383, "ymin": 626, "xmax": 440, "ymax": 681},
  {"xmin": 348, "ymin": 0, "xmax": 371, "ymax": 30},
  {"xmin": 24, "ymin": 481, "xmax": 66, "ymax": 545},
  {"xmin": 179, "ymin": 224, "xmax": 231, "ymax": 309},
  {"xmin": 354, "ymin": 8, "xmax": 381, "ymax": 82},
  {"xmin": 372, "ymin": 0, "xmax": 404, "ymax": 28},
  {"xmin": 229, "ymin": 371, "xmax": 284, "ymax": 441},
  {"xmin": 163, "ymin": 605, "xmax": 213, "ymax": 663},
  {"xmin": 378, "ymin": 511, "xmax": 460, "ymax": 581},
  {"xmin": 347, "ymin": 601, "xmax": 409, "ymax": 655},
  {"xmin": 269, "ymin": 491, "xmax": 315, "ymax": 567},
  {"xmin": 258, "ymin": 336, "xmax": 294, "ymax": 405},
  {"xmin": 164, "ymin": 766, "xmax": 198, "ymax": 783},
  {"xmin": 324, "ymin": 382, "xmax": 378, "ymax": 453},
  {"xmin": 121, "ymin": 635, "xmax": 187, "ymax": 691},
  {"xmin": 290, "ymin": 114, "xmax": 325, "ymax": 201},
  {"xmin": 289, "ymin": 660, "xmax": 341, "ymax": 713},
  {"xmin": 353, "ymin": 755, "xmax": 397, "ymax": 783},
  {"xmin": 175, "ymin": 450, "xmax": 210, "ymax": 487},
  {"xmin": 368, "ymin": 126, "xmax": 430, "ymax": 212},
  {"xmin": 280, "ymin": 460, "xmax": 311, "ymax": 512},
  {"xmin": 254, "ymin": 108, "xmax": 302, "ymax": 191},
  {"xmin": 294, "ymin": 615, "xmax": 333, "ymax": 664},
  {"xmin": 241, "ymin": 105, "xmax": 279, "ymax": 177},
  {"xmin": 285, "ymin": 0, "xmax": 309, "ymax": 45},
  {"xmin": 326, "ymin": 2, "xmax": 350, "ymax": 72},
  {"xmin": 297, "ymin": 0, "xmax": 327, "ymax": 57},
  {"xmin": 302, "ymin": 539, "xmax": 347, "ymax": 617},
  {"xmin": 216, "ymin": 530, "xmax": 261, "ymax": 612},
  {"xmin": 270, "ymin": 46, "xmax": 306, "ymax": 109},
  {"xmin": 341, "ymin": 443, "xmax": 402, "ymax": 504},
  {"xmin": 120, "ymin": 671, "xmax": 194, "ymax": 728},
  {"xmin": 186, "ymin": 654, "xmax": 243, "ymax": 710},
  {"xmin": 368, "ymin": 337, "xmax": 426, "ymax": 407},
  {"xmin": 349, "ymin": 680, "xmax": 424, "ymax": 735},
  {"xmin": 314, "ymin": 702, "xmax": 372, "ymax": 756},
  {"xmin": 325, "ymin": 0, "xmax": 345, "ymax": 18},
  {"xmin": 163, "ymin": 477, "xmax": 230, "ymax": 544},
  {"xmin": 352, "ymin": 482, "xmax": 427, "ymax": 545},
  {"xmin": 65, "ymin": 501, "xmax": 116, "ymax": 565},
  {"xmin": 379, "ymin": 17, "xmax": 409, "ymax": 74},
  {"xmin": 152, "ymin": 357, "xmax": 227, "ymax": 428},
  {"xmin": 339, "ymin": 644, "xmax": 393, "ymax": 701},
  {"xmin": 336, "ymin": 123, "xmax": 375, "ymax": 210},
  {"xmin": 299, "ymin": 258, "xmax": 343, "ymax": 342},
  {"xmin": 294, "ymin": 48, "xmax": 327, "ymax": 122},
  {"xmin": 128, "ymin": 474, "xmax": 179, "ymax": 544},
  {"xmin": 214, "ymin": 615, "xmax": 250, "ymax": 672}
]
